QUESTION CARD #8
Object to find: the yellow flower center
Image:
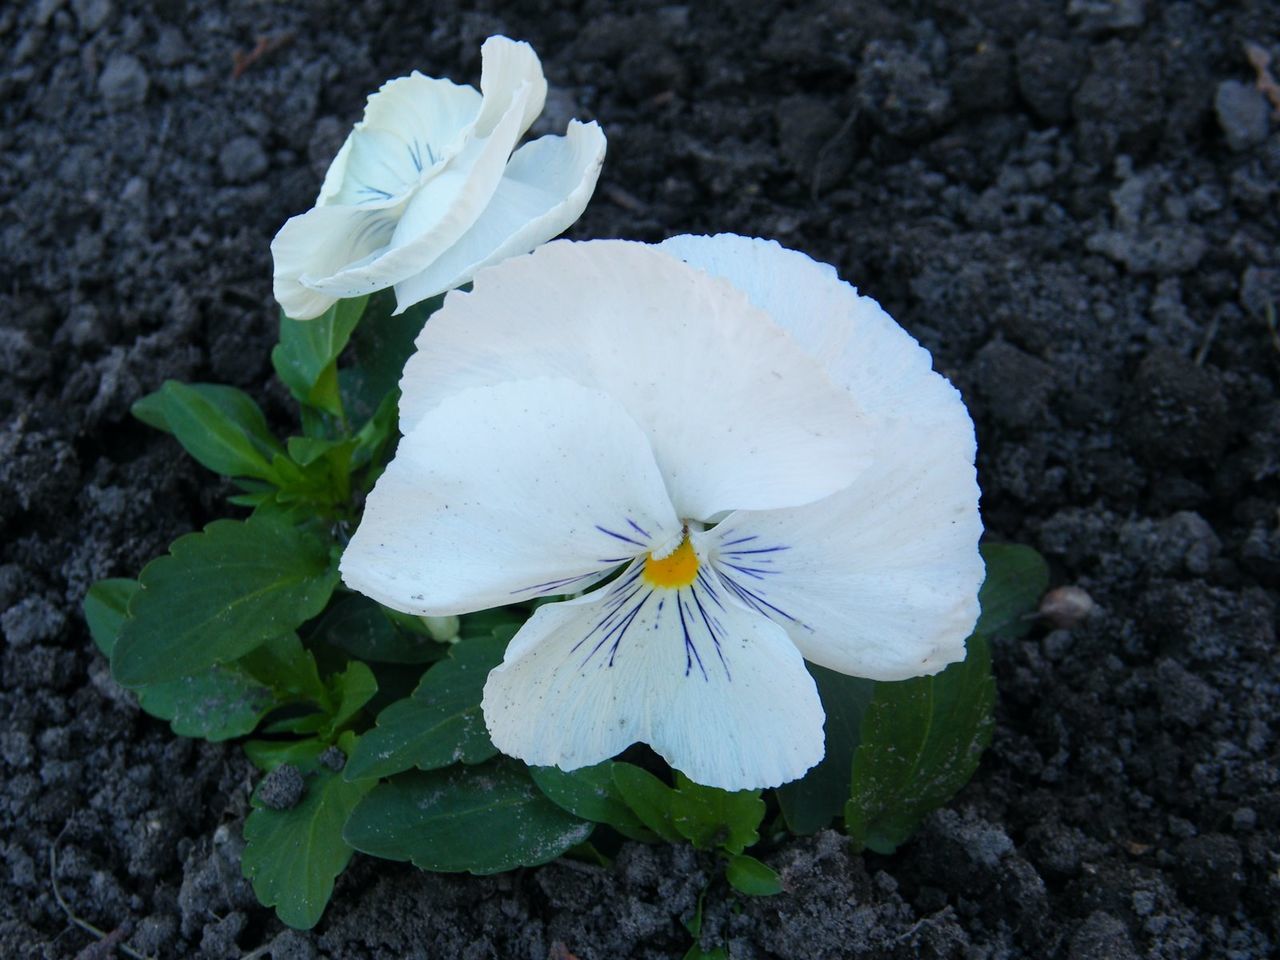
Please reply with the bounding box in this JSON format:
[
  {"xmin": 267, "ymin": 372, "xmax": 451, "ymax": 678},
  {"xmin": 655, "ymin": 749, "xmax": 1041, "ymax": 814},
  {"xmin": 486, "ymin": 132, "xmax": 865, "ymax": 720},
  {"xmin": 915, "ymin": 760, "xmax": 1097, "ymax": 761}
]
[{"xmin": 642, "ymin": 535, "xmax": 699, "ymax": 589}]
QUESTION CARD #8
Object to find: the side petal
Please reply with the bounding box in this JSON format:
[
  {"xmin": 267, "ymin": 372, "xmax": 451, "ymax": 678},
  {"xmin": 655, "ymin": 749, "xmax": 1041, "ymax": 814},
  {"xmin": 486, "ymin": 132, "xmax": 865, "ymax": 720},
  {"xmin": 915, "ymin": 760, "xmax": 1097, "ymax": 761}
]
[
  {"xmin": 657, "ymin": 233, "xmax": 973, "ymax": 438},
  {"xmin": 393, "ymin": 120, "xmax": 607, "ymax": 312},
  {"xmin": 475, "ymin": 36, "xmax": 547, "ymax": 138},
  {"xmin": 399, "ymin": 240, "xmax": 875, "ymax": 520},
  {"xmin": 299, "ymin": 82, "xmax": 535, "ymax": 302},
  {"xmin": 698, "ymin": 422, "xmax": 984, "ymax": 682},
  {"xmin": 482, "ymin": 569, "xmax": 826, "ymax": 790},
  {"xmin": 270, "ymin": 204, "xmax": 401, "ymax": 320},
  {"xmin": 340, "ymin": 377, "xmax": 680, "ymax": 616}
]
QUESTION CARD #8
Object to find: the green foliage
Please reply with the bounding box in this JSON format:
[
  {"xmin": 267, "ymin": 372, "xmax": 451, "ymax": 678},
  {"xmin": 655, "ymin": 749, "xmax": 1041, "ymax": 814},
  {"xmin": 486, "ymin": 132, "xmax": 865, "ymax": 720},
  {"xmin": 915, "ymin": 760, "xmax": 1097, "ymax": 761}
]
[
  {"xmin": 724, "ymin": 854, "xmax": 783, "ymax": 897},
  {"xmin": 343, "ymin": 759, "xmax": 594, "ymax": 873},
  {"xmin": 776, "ymin": 667, "xmax": 876, "ymax": 834},
  {"xmin": 671, "ymin": 773, "xmax": 765, "ymax": 855},
  {"xmin": 343, "ymin": 635, "xmax": 505, "ymax": 781},
  {"xmin": 310, "ymin": 595, "xmax": 443, "ymax": 664},
  {"xmin": 111, "ymin": 516, "xmax": 337, "ymax": 686},
  {"xmin": 610, "ymin": 763, "xmax": 683, "ymax": 841},
  {"xmin": 86, "ymin": 581, "xmax": 320, "ymax": 741},
  {"xmin": 529, "ymin": 763, "xmax": 655, "ymax": 842},
  {"xmin": 972, "ymin": 543, "xmax": 1050, "ymax": 639},
  {"xmin": 844, "ymin": 635, "xmax": 996, "ymax": 854},
  {"xmin": 609, "ymin": 765, "xmax": 766, "ymax": 854},
  {"xmin": 242, "ymin": 733, "xmax": 375, "ymax": 930},
  {"xmin": 273, "ymin": 296, "xmax": 368, "ymax": 417},
  {"xmin": 132, "ymin": 381, "xmax": 283, "ymax": 480}
]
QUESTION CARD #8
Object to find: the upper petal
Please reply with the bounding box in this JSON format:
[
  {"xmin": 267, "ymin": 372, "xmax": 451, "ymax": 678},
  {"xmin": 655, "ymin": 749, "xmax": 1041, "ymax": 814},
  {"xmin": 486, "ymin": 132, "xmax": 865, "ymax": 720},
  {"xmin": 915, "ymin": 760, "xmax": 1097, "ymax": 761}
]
[
  {"xmin": 340, "ymin": 377, "xmax": 681, "ymax": 616},
  {"xmin": 696, "ymin": 419, "xmax": 984, "ymax": 681},
  {"xmin": 398, "ymin": 240, "xmax": 875, "ymax": 521},
  {"xmin": 474, "ymin": 35, "xmax": 547, "ymax": 138},
  {"xmin": 319, "ymin": 75, "xmax": 483, "ymax": 208},
  {"xmin": 392, "ymin": 120, "xmax": 607, "ymax": 312},
  {"xmin": 658, "ymin": 233, "xmax": 974, "ymax": 440},
  {"xmin": 482, "ymin": 567, "xmax": 826, "ymax": 790}
]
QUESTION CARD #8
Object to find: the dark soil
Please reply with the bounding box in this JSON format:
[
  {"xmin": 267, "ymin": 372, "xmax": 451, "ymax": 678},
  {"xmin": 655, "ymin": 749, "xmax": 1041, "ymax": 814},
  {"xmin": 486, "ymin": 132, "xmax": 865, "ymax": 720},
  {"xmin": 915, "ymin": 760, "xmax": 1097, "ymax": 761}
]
[{"xmin": 3, "ymin": 0, "xmax": 1278, "ymax": 957}]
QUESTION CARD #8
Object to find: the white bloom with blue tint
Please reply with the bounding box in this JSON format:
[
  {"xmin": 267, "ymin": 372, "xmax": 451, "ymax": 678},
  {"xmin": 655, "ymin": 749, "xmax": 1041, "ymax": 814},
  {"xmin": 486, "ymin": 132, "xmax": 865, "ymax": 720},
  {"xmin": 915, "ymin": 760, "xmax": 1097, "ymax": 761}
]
[
  {"xmin": 271, "ymin": 36, "xmax": 606, "ymax": 320},
  {"xmin": 340, "ymin": 237, "xmax": 984, "ymax": 790}
]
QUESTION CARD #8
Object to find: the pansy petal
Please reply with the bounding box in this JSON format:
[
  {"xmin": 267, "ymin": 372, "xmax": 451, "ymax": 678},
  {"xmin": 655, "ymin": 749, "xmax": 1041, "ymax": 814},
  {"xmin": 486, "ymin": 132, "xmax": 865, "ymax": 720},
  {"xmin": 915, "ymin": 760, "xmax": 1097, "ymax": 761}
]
[
  {"xmin": 340, "ymin": 377, "xmax": 681, "ymax": 616},
  {"xmin": 399, "ymin": 240, "xmax": 875, "ymax": 520},
  {"xmin": 483, "ymin": 571, "xmax": 825, "ymax": 790},
  {"xmin": 474, "ymin": 35, "xmax": 547, "ymax": 137},
  {"xmin": 271, "ymin": 204, "xmax": 401, "ymax": 320},
  {"xmin": 299, "ymin": 82, "xmax": 535, "ymax": 302},
  {"xmin": 698, "ymin": 423, "xmax": 983, "ymax": 682},
  {"xmin": 393, "ymin": 120, "xmax": 607, "ymax": 311},
  {"xmin": 321, "ymin": 74, "xmax": 481, "ymax": 206},
  {"xmin": 657, "ymin": 233, "xmax": 972, "ymax": 436}
]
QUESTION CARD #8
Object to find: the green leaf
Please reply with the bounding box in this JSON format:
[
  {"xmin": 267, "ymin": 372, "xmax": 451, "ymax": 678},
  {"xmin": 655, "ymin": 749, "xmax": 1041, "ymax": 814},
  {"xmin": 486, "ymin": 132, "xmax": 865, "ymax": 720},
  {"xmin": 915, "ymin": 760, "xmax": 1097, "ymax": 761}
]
[
  {"xmin": 310, "ymin": 595, "xmax": 444, "ymax": 664},
  {"xmin": 132, "ymin": 381, "xmax": 283, "ymax": 480},
  {"xmin": 339, "ymin": 291, "xmax": 435, "ymax": 424},
  {"xmin": 844, "ymin": 636, "xmax": 995, "ymax": 854},
  {"xmin": 343, "ymin": 759, "xmax": 593, "ymax": 873},
  {"xmin": 112, "ymin": 516, "xmax": 338, "ymax": 686},
  {"xmin": 242, "ymin": 733, "xmax": 374, "ymax": 929},
  {"xmin": 86, "ymin": 580, "xmax": 302, "ymax": 741},
  {"xmin": 244, "ymin": 737, "xmax": 328, "ymax": 773},
  {"xmin": 273, "ymin": 297, "xmax": 368, "ymax": 416},
  {"xmin": 776, "ymin": 667, "xmax": 876, "ymax": 834},
  {"xmin": 83, "ymin": 578, "xmax": 140, "ymax": 656},
  {"xmin": 135, "ymin": 665, "xmax": 276, "ymax": 741},
  {"xmin": 610, "ymin": 763, "xmax": 682, "ymax": 842},
  {"xmin": 530, "ymin": 763, "xmax": 656, "ymax": 842},
  {"xmin": 343, "ymin": 635, "xmax": 505, "ymax": 781},
  {"xmin": 349, "ymin": 389, "xmax": 398, "ymax": 473},
  {"xmin": 458, "ymin": 606, "xmax": 528, "ymax": 642},
  {"xmin": 322, "ymin": 660, "xmax": 378, "ymax": 736},
  {"xmin": 973, "ymin": 543, "xmax": 1049, "ymax": 639},
  {"xmin": 240, "ymin": 632, "xmax": 328, "ymax": 705},
  {"xmin": 725, "ymin": 854, "xmax": 783, "ymax": 897},
  {"xmin": 671, "ymin": 773, "xmax": 765, "ymax": 855}
]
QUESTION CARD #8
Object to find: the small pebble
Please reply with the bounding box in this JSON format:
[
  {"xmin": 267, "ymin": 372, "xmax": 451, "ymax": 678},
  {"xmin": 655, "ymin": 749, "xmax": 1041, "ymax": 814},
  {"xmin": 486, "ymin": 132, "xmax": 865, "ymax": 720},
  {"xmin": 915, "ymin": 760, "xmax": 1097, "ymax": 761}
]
[
  {"xmin": 1215, "ymin": 80, "xmax": 1269, "ymax": 152},
  {"xmin": 1040, "ymin": 586, "xmax": 1095, "ymax": 629},
  {"xmin": 219, "ymin": 136, "xmax": 269, "ymax": 184},
  {"xmin": 98, "ymin": 53, "xmax": 148, "ymax": 108}
]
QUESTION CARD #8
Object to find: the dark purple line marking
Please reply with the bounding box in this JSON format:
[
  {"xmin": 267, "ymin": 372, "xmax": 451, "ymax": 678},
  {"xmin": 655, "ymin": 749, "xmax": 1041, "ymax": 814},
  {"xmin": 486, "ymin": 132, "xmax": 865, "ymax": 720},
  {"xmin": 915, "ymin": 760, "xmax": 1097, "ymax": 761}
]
[
  {"xmin": 596, "ymin": 525, "xmax": 648, "ymax": 548},
  {"xmin": 626, "ymin": 518, "xmax": 652, "ymax": 539},
  {"xmin": 722, "ymin": 534, "xmax": 758, "ymax": 546}
]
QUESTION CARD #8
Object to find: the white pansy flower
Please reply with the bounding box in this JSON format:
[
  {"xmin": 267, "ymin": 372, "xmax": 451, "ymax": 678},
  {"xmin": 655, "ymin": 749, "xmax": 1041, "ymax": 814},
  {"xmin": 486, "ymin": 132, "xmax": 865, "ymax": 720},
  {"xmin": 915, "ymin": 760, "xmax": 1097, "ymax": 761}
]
[
  {"xmin": 340, "ymin": 236, "xmax": 984, "ymax": 790},
  {"xmin": 271, "ymin": 36, "xmax": 606, "ymax": 320}
]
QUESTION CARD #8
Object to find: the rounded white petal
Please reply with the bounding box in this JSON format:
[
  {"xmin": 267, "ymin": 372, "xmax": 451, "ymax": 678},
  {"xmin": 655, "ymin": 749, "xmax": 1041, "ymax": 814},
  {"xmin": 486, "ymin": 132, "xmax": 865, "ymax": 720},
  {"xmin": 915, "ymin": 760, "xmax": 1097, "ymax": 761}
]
[
  {"xmin": 399, "ymin": 240, "xmax": 874, "ymax": 520},
  {"xmin": 697, "ymin": 422, "xmax": 984, "ymax": 681},
  {"xmin": 271, "ymin": 204, "xmax": 400, "ymax": 320},
  {"xmin": 658, "ymin": 233, "xmax": 973, "ymax": 437},
  {"xmin": 340, "ymin": 377, "xmax": 681, "ymax": 616},
  {"xmin": 393, "ymin": 120, "xmax": 607, "ymax": 311},
  {"xmin": 483, "ymin": 569, "xmax": 825, "ymax": 790}
]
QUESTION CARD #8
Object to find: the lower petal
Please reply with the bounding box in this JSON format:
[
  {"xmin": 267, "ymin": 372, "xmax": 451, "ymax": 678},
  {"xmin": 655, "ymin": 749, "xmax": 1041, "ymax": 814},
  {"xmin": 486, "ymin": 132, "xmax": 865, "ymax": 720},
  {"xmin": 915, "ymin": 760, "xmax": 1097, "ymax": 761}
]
[
  {"xmin": 482, "ymin": 571, "xmax": 825, "ymax": 791},
  {"xmin": 270, "ymin": 204, "xmax": 400, "ymax": 320},
  {"xmin": 393, "ymin": 120, "xmax": 607, "ymax": 312}
]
